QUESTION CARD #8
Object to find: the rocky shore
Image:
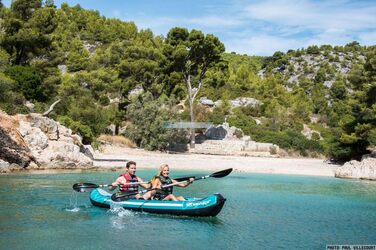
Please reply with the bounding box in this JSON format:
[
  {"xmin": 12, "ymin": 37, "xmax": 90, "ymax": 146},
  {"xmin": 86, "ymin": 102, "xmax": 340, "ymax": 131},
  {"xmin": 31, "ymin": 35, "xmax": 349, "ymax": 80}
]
[
  {"xmin": 335, "ymin": 152, "xmax": 376, "ymax": 180},
  {"xmin": 0, "ymin": 111, "xmax": 92, "ymax": 173}
]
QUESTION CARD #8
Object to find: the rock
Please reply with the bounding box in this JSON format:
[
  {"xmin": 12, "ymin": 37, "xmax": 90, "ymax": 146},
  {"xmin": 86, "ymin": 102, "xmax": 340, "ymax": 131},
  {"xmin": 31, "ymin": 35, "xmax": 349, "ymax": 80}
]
[
  {"xmin": 0, "ymin": 111, "xmax": 35, "ymax": 168},
  {"xmin": 199, "ymin": 97, "xmax": 215, "ymax": 107},
  {"xmin": 230, "ymin": 97, "xmax": 262, "ymax": 108},
  {"xmin": 36, "ymin": 141, "xmax": 92, "ymax": 168},
  {"xmin": 128, "ymin": 85, "xmax": 144, "ymax": 97},
  {"xmin": 58, "ymin": 65, "xmax": 67, "ymax": 74},
  {"xmin": 82, "ymin": 145, "xmax": 95, "ymax": 159},
  {"xmin": 0, "ymin": 159, "xmax": 10, "ymax": 173},
  {"xmin": 0, "ymin": 110, "xmax": 93, "ymax": 171},
  {"xmin": 301, "ymin": 124, "xmax": 321, "ymax": 140},
  {"xmin": 335, "ymin": 153, "xmax": 376, "ymax": 180},
  {"xmin": 25, "ymin": 101, "xmax": 35, "ymax": 111},
  {"xmin": 19, "ymin": 121, "xmax": 49, "ymax": 151},
  {"xmin": 205, "ymin": 123, "xmax": 242, "ymax": 140},
  {"xmin": 17, "ymin": 113, "xmax": 60, "ymax": 140}
]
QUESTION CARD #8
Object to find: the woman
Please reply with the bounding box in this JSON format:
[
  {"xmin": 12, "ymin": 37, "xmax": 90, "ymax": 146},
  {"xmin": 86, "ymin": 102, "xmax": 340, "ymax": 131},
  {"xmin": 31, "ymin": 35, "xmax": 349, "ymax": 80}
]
[
  {"xmin": 147, "ymin": 164, "xmax": 194, "ymax": 201},
  {"xmin": 109, "ymin": 161, "xmax": 151, "ymax": 199}
]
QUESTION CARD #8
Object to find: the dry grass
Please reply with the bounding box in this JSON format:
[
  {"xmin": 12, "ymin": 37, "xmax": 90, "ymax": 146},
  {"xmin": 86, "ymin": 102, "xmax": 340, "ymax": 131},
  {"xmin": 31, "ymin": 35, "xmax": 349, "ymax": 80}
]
[{"xmin": 98, "ymin": 134, "xmax": 136, "ymax": 148}]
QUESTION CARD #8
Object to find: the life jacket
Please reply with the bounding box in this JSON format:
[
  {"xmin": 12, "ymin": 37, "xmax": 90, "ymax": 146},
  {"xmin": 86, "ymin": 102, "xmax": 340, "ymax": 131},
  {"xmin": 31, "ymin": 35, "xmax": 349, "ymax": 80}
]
[
  {"xmin": 158, "ymin": 175, "xmax": 173, "ymax": 195},
  {"xmin": 119, "ymin": 173, "xmax": 139, "ymax": 192}
]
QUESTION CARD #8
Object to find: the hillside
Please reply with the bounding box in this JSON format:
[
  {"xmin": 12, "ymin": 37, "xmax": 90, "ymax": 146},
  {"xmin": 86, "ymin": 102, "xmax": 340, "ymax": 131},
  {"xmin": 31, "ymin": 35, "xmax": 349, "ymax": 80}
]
[{"xmin": 0, "ymin": 1, "xmax": 375, "ymax": 162}]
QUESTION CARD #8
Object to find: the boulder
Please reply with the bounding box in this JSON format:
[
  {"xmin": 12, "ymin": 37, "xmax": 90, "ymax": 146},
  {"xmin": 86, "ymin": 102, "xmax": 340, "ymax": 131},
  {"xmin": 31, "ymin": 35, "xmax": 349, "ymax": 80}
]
[
  {"xmin": 205, "ymin": 123, "xmax": 243, "ymax": 140},
  {"xmin": 230, "ymin": 97, "xmax": 262, "ymax": 108},
  {"xmin": 0, "ymin": 111, "xmax": 35, "ymax": 168},
  {"xmin": 335, "ymin": 152, "xmax": 376, "ymax": 180},
  {"xmin": 0, "ymin": 111, "xmax": 93, "ymax": 171},
  {"xmin": 37, "ymin": 141, "xmax": 92, "ymax": 168},
  {"xmin": 199, "ymin": 97, "xmax": 215, "ymax": 107},
  {"xmin": 0, "ymin": 159, "xmax": 10, "ymax": 173}
]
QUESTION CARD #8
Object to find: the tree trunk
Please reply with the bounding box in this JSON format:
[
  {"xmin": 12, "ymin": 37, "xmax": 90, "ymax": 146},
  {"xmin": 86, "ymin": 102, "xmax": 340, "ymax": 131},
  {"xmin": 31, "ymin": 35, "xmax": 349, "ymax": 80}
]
[
  {"xmin": 189, "ymin": 98, "xmax": 195, "ymax": 148},
  {"xmin": 115, "ymin": 124, "xmax": 119, "ymax": 135}
]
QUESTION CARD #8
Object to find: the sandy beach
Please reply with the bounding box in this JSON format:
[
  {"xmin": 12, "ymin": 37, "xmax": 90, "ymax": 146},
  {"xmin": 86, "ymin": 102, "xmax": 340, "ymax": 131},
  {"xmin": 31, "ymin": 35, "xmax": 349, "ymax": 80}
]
[{"xmin": 93, "ymin": 146, "xmax": 338, "ymax": 177}]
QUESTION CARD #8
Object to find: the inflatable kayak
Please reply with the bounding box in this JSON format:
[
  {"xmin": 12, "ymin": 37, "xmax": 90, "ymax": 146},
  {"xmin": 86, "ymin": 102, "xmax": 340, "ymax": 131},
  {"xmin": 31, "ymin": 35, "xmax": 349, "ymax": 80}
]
[{"xmin": 90, "ymin": 188, "xmax": 226, "ymax": 217}]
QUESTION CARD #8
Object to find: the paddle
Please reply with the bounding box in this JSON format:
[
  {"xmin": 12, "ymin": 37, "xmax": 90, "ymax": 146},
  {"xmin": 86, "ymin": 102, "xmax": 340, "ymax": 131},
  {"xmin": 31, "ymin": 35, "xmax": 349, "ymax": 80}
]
[
  {"xmin": 111, "ymin": 168, "xmax": 233, "ymax": 201},
  {"xmin": 72, "ymin": 181, "xmax": 149, "ymax": 193},
  {"xmin": 162, "ymin": 168, "xmax": 233, "ymax": 188}
]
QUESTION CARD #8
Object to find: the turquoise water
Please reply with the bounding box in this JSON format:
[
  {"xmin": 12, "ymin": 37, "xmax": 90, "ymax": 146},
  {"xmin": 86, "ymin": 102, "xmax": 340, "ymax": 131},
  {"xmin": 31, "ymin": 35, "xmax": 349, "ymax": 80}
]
[{"xmin": 0, "ymin": 170, "xmax": 376, "ymax": 250}]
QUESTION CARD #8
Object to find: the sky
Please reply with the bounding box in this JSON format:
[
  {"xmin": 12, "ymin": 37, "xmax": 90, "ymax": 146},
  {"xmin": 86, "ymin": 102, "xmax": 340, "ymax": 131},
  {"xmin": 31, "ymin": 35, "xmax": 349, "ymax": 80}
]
[{"xmin": 3, "ymin": 0, "xmax": 376, "ymax": 56}]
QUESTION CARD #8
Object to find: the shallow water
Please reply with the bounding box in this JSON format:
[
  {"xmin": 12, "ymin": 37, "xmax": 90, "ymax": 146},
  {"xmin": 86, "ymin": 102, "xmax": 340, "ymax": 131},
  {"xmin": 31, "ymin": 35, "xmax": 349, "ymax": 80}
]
[{"xmin": 0, "ymin": 170, "xmax": 375, "ymax": 250}]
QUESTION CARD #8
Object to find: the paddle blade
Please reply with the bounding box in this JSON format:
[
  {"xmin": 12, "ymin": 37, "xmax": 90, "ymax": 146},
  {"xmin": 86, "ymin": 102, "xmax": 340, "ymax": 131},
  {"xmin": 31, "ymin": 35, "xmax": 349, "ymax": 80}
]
[
  {"xmin": 209, "ymin": 168, "xmax": 233, "ymax": 178},
  {"xmin": 72, "ymin": 183, "xmax": 99, "ymax": 192}
]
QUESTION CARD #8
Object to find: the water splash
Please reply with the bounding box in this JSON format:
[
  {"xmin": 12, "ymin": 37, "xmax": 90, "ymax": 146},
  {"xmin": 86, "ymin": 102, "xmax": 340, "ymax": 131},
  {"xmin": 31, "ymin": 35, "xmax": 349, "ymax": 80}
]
[
  {"xmin": 65, "ymin": 207, "xmax": 80, "ymax": 212},
  {"xmin": 108, "ymin": 201, "xmax": 134, "ymax": 217},
  {"xmin": 65, "ymin": 191, "xmax": 80, "ymax": 212},
  {"xmin": 107, "ymin": 201, "xmax": 136, "ymax": 229}
]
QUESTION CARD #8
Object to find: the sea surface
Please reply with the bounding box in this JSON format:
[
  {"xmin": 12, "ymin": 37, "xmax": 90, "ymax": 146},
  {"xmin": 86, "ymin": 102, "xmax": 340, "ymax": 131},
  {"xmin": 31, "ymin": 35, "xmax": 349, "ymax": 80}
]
[{"xmin": 0, "ymin": 170, "xmax": 375, "ymax": 250}]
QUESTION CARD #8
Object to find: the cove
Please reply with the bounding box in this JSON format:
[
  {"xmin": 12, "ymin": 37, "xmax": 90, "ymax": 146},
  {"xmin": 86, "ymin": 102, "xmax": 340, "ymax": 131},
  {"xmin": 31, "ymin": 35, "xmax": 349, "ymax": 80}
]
[{"xmin": 0, "ymin": 170, "xmax": 375, "ymax": 249}]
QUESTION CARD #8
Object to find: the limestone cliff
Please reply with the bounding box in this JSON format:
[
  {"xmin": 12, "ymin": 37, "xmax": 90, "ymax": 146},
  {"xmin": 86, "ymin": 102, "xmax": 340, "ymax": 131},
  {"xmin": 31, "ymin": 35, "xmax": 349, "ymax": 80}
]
[{"xmin": 0, "ymin": 111, "xmax": 92, "ymax": 173}]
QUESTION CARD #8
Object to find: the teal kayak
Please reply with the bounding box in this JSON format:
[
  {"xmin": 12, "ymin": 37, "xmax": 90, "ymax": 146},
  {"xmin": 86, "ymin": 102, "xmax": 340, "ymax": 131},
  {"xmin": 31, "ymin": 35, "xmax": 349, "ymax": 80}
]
[{"xmin": 90, "ymin": 188, "xmax": 226, "ymax": 217}]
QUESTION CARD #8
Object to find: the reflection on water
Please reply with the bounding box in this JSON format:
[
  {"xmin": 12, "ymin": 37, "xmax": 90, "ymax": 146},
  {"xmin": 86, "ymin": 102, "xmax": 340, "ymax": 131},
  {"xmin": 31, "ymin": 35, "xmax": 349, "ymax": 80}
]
[{"xmin": 0, "ymin": 170, "xmax": 375, "ymax": 249}]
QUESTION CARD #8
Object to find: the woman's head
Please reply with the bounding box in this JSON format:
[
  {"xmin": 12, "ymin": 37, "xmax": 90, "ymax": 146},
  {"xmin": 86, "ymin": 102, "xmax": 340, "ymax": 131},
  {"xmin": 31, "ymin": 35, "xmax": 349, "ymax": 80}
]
[
  {"xmin": 157, "ymin": 164, "xmax": 169, "ymax": 177},
  {"xmin": 126, "ymin": 161, "xmax": 137, "ymax": 175}
]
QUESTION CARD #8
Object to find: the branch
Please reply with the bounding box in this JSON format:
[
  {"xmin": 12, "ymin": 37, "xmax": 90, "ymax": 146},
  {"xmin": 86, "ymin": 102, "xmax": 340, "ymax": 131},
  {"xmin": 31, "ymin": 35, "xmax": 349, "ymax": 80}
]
[
  {"xmin": 42, "ymin": 99, "xmax": 61, "ymax": 116},
  {"xmin": 192, "ymin": 64, "xmax": 208, "ymax": 101}
]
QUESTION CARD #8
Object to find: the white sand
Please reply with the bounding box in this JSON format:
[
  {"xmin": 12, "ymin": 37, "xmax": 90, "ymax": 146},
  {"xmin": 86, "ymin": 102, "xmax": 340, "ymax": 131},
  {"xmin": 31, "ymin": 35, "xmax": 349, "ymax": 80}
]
[{"xmin": 94, "ymin": 147, "xmax": 338, "ymax": 177}]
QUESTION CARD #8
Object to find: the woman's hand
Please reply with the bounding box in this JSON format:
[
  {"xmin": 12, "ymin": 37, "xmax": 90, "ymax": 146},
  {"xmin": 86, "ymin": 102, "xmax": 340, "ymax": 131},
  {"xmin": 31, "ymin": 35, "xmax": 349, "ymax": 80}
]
[{"xmin": 188, "ymin": 178, "xmax": 194, "ymax": 184}]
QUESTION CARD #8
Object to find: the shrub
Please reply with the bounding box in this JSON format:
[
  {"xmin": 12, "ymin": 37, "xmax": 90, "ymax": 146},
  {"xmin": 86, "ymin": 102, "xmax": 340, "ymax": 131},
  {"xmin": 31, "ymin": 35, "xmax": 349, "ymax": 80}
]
[
  {"xmin": 124, "ymin": 93, "xmax": 188, "ymax": 151},
  {"xmin": 58, "ymin": 115, "xmax": 94, "ymax": 144}
]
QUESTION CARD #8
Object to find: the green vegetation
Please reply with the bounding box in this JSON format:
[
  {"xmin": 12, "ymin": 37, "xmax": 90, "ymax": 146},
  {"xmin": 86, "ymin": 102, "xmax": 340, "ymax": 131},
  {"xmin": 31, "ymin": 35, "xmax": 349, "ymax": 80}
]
[{"xmin": 0, "ymin": 1, "xmax": 374, "ymax": 161}]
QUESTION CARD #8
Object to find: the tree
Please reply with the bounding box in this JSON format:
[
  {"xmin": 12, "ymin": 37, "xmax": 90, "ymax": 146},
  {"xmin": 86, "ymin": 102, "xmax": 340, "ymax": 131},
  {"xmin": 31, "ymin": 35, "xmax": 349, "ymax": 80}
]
[
  {"xmin": 44, "ymin": 0, "xmax": 56, "ymax": 8},
  {"xmin": 2, "ymin": 1, "xmax": 56, "ymax": 65},
  {"xmin": 11, "ymin": 0, "xmax": 42, "ymax": 21},
  {"xmin": 5, "ymin": 65, "xmax": 48, "ymax": 101},
  {"xmin": 327, "ymin": 47, "xmax": 376, "ymax": 161},
  {"xmin": 165, "ymin": 27, "xmax": 225, "ymax": 148},
  {"xmin": 125, "ymin": 93, "xmax": 188, "ymax": 150}
]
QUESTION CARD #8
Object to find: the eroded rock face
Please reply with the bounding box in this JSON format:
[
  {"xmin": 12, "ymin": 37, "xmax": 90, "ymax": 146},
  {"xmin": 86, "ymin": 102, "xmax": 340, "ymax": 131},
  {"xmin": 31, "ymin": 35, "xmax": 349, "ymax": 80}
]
[
  {"xmin": 335, "ymin": 152, "xmax": 376, "ymax": 180},
  {"xmin": 0, "ymin": 111, "xmax": 93, "ymax": 171},
  {"xmin": 0, "ymin": 112, "xmax": 35, "ymax": 168}
]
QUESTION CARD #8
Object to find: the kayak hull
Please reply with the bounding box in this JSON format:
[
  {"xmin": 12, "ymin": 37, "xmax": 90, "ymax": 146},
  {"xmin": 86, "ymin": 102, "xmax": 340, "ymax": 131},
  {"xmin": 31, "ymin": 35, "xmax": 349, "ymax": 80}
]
[{"xmin": 90, "ymin": 189, "xmax": 226, "ymax": 217}]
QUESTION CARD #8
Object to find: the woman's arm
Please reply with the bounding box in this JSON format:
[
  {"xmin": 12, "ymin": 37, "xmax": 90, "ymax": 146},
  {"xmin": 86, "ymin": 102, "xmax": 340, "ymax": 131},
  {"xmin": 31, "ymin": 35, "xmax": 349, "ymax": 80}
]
[
  {"xmin": 172, "ymin": 178, "xmax": 194, "ymax": 187},
  {"xmin": 152, "ymin": 178, "xmax": 161, "ymax": 189}
]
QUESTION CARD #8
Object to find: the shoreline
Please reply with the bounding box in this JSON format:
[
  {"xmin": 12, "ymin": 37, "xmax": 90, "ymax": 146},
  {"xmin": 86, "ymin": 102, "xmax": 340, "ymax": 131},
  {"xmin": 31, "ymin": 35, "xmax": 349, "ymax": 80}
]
[
  {"xmin": 2, "ymin": 147, "xmax": 338, "ymax": 177},
  {"xmin": 92, "ymin": 147, "xmax": 338, "ymax": 177}
]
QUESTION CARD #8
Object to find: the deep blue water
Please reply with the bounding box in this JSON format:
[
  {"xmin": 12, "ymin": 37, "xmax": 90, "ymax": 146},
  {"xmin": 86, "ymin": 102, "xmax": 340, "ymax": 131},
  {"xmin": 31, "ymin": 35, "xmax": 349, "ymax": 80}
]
[{"xmin": 0, "ymin": 170, "xmax": 375, "ymax": 250}]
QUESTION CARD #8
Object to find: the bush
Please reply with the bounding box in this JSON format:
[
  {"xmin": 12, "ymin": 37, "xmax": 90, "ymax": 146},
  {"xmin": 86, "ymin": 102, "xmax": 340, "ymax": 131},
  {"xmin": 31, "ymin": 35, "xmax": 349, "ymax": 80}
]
[
  {"xmin": 124, "ymin": 93, "xmax": 188, "ymax": 151},
  {"xmin": 5, "ymin": 65, "xmax": 48, "ymax": 102},
  {"xmin": 228, "ymin": 112, "xmax": 323, "ymax": 155},
  {"xmin": 58, "ymin": 115, "xmax": 95, "ymax": 144}
]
